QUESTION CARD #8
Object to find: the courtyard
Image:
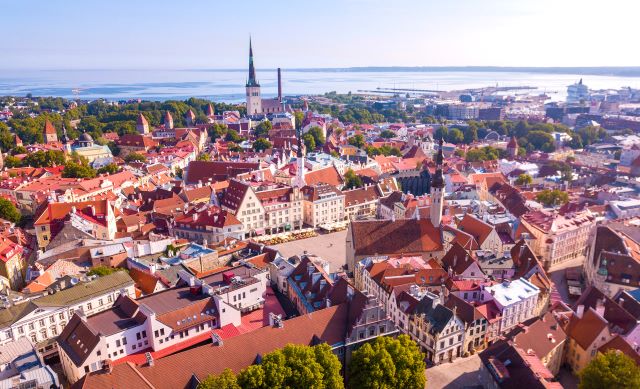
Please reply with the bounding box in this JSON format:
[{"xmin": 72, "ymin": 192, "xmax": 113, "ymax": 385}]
[{"xmin": 272, "ymin": 229, "xmax": 348, "ymax": 272}]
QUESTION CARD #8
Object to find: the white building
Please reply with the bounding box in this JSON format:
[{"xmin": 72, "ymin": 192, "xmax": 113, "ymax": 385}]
[
  {"xmin": 481, "ymin": 278, "xmax": 539, "ymax": 334},
  {"xmin": 0, "ymin": 271, "xmax": 135, "ymax": 359},
  {"xmin": 609, "ymin": 199, "xmax": 640, "ymax": 219},
  {"xmin": 58, "ymin": 264, "xmax": 268, "ymax": 383}
]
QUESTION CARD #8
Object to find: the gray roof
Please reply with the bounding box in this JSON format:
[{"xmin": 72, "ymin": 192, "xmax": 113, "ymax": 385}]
[{"xmin": 0, "ymin": 271, "xmax": 133, "ymax": 328}]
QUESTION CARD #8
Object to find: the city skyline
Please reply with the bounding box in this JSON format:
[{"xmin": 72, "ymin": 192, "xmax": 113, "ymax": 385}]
[{"xmin": 3, "ymin": 0, "xmax": 640, "ymax": 70}]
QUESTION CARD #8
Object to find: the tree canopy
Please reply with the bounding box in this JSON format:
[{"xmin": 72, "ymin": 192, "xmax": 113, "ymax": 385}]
[
  {"xmin": 0, "ymin": 198, "xmax": 21, "ymax": 224},
  {"xmin": 348, "ymin": 335, "xmax": 426, "ymax": 389},
  {"xmin": 254, "ymin": 121, "xmax": 272, "ymax": 139},
  {"xmin": 124, "ymin": 152, "xmax": 147, "ymax": 163},
  {"xmin": 579, "ymin": 350, "xmax": 640, "ymax": 389},
  {"xmin": 344, "ymin": 169, "xmax": 364, "ymax": 190},
  {"xmin": 535, "ymin": 189, "xmax": 569, "ymax": 207},
  {"xmin": 515, "ymin": 174, "xmax": 533, "ymax": 186},
  {"xmin": 252, "ymin": 138, "xmax": 273, "ymax": 152},
  {"xmin": 199, "ymin": 344, "xmax": 343, "ymax": 389},
  {"xmin": 348, "ymin": 134, "xmax": 365, "ymax": 149}
]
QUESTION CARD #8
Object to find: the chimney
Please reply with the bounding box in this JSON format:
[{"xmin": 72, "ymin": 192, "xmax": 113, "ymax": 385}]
[
  {"xmin": 576, "ymin": 304, "xmax": 585, "ymax": 318},
  {"xmin": 595, "ymin": 299, "xmax": 605, "ymax": 318},
  {"xmin": 277, "ymin": 68, "xmax": 282, "ymax": 102}
]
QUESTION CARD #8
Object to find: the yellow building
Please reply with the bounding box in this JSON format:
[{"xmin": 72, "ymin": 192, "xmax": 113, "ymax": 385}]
[{"xmin": 0, "ymin": 238, "xmax": 26, "ymax": 290}]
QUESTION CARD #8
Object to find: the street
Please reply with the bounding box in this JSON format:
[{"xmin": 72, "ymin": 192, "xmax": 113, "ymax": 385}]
[
  {"xmin": 548, "ymin": 256, "xmax": 586, "ymax": 304},
  {"xmin": 425, "ymin": 354, "xmax": 483, "ymax": 389}
]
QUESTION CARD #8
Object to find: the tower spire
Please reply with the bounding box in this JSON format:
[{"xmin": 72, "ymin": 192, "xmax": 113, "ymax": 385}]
[{"xmin": 247, "ymin": 37, "xmax": 259, "ymax": 87}]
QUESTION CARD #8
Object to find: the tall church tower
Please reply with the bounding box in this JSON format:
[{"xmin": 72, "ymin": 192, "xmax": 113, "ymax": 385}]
[
  {"xmin": 245, "ymin": 38, "xmax": 262, "ymax": 116},
  {"xmin": 292, "ymin": 124, "xmax": 306, "ymax": 189},
  {"xmin": 430, "ymin": 138, "xmax": 445, "ymax": 226}
]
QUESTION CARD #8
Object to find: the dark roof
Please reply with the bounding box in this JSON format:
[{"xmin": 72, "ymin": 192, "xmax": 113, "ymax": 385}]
[
  {"xmin": 184, "ymin": 161, "xmax": 259, "ymax": 185},
  {"xmin": 57, "ymin": 314, "xmax": 101, "ymax": 366},
  {"xmin": 573, "ymin": 286, "xmax": 637, "ymax": 334},
  {"xmin": 350, "ymin": 219, "xmax": 443, "ymax": 257}
]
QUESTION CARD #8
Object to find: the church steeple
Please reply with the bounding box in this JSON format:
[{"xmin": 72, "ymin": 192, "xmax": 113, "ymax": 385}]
[
  {"xmin": 431, "ymin": 138, "xmax": 445, "ymax": 189},
  {"xmin": 292, "ymin": 123, "xmax": 306, "ymax": 188},
  {"xmin": 430, "ymin": 137, "xmax": 445, "ymax": 226},
  {"xmin": 247, "ymin": 37, "xmax": 259, "ymax": 87}
]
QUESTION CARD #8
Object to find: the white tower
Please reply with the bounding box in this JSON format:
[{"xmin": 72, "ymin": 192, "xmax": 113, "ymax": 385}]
[
  {"xmin": 245, "ymin": 38, "xmax": 262, "ymax": 116},
  {"xmin": 430, "ymin": 138, "xmax": 445, "ymax": 227},
  {"xmin": 292, "ymin": 126, "xmax": 306, "ymax": 188}
]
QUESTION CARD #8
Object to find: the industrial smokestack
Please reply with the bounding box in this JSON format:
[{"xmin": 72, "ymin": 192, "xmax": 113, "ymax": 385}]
[{"xmin": 277, "ymin": 67, "xmax": 282, "ymax": 102}]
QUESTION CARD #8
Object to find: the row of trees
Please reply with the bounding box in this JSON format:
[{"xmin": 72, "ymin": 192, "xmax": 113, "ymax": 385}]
[
  {"xmin": 4, "ymin": 97, "xmax": 244, "ymax": 149},
  {"xmin": 198, "ymin": 335, "xmax": 426, "ymax": 389}
]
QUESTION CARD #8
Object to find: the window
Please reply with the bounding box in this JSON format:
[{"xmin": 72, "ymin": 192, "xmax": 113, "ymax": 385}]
[
  {"xmin": 97, "ymin": 350, "xmax": 101, "ymax": 356},
  {"xmin": 108, "ymin": 295, "xmax": 113, "ymax": 303},
  {"xmin": 18, "ymin": 327, "xmax": 23, "ymax": 335},
  {"xmin": 142, "ymin": 330, "xmax": 146, "ymax": 338},
  {"xmin": 99, "ymin": 299, "xmax": 104, "ymax": 306},
  {"xmin": 136, "ymin": 333, "xmax": 141, "ymax": 340},
  {"xmin": 49, "ymin": 316, "xmax": 55, "ymax": 324},
  {"xmin": 84, "ymin": 366, "xmax": 90, "ymax": 373},
  {"xmin": 28, "ymin": 323, "xmax": 34, "ymax": 331},
  {"xmin": 122, "ymin": 337, "xmax": 127, "ymax": 345},
  {"xmin": 116, "ymin": 340, "xmax": 121, "ymax": 347},
  {"xmin": 160, "ymin": 328, "xmax": 165, "ymax": 336},
  {"xmin": 87, "ymin": 303, "xmax": 92, "ymax": 310}
]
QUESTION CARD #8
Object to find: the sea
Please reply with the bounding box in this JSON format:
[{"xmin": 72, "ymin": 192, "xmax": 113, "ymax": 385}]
[{"xmin": 1, "ymin": 69, "xmax": 640, "ymax": 103}]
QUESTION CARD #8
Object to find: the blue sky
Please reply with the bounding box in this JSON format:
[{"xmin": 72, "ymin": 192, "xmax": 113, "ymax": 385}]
[{"xmin": 2, "ymin": 0, "xmax": 639, "ymax": 69}]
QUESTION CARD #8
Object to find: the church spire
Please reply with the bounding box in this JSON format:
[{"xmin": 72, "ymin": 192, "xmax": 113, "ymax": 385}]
[
  {"xmin": 247, "ymin": 37, "xmax": 259, "ymax": 87},
  {"xmin": 431, "ymin": 138, "xmax": 445, "ymax": 189}
]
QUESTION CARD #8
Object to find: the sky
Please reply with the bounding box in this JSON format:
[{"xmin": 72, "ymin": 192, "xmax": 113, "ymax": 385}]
[{"xmin": 2, "ymin": 0, "xmax": 639, "ymax": 70}]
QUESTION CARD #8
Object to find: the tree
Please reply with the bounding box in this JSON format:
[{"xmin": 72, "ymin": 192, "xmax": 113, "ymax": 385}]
[
  {"xmin": 96, "ymin": 163, "xmax": 119, "ymax": 175},
  {"xmin": 197, "ymin": 153, "xmax": 211, "ymax": 161},
  {"xmin": 448, "ymin": 128, "xmax": 464, "ymax": 144},
  {"xmin": 225, "ymin": 129, "xmax": 243, "ymax": 143},
  {"xmin": 254, "ymin": 121, "xmax": 272, "ymax": 138},
  {"xmin": 198, "ymin": 369, "xmax": 240, "ymax": 389},
  {"xmin": 348, "ymin": 134, "xmax": 365, "ymax": 148},
  {"xmin": 536, "ymin": 189, "xmax": 569, "ymax": 207},
  {"xmin": 210, "ymin": 123, "xmax": 228, "ymax": 141},
  {"xmin": 252, "ymin": 138, "xmax": 272, "ymax": 152},
  {"xmin": 294, "ymin": 111, "xmax": 305, "ymax": 128},
  {"xmin": 302, "ymin": 133, "xmax": 316, "ymax": 151},
  {"xmin": 0, "ymin": 198, "xmax": 21, "ymax": 224},
  {"xmin": 348, "ymin": 335, "xmax": 425, "ymax": 389},
  {"xmin": 0, "ymin": 123, "xmax": 14, "ymax": 152},
  {"xmin": 62, "ymin": 161, "xmax": 97, "ymax": 179},
  {"xmin": 379, "ymin": 129, "xmax": 395, "ymax": 139},
  {"xmin": 515, "ymin": 174, "xmax": 533, "ymax": 186},
  {"xmin": 124, "ymin": 152, "xmax": 147, "ymax": 163},
  {"xmin": 307, "ymin": 126, "xmax": 326, "ymax": 147},
  {"xmin": 87, "ymin": 266, "xmax": 125, "ymax": 277},
  {"xmin": 21, "ymin": 150, "xmax": 65, "ymax": 168},
  {"xmin": 463, "ymin": 123, "xmax": 479, "ymax": 144},
  {"xmin": 234, "ymin": 343, "xmax": 343, "ymax": 389},
  {"xmin": 344, "ymin": 169, "xmax": 363, "ymax": 189},
  {"xmin": 579, "ymin": 350, "xmax": 640, "ymax": 389}
]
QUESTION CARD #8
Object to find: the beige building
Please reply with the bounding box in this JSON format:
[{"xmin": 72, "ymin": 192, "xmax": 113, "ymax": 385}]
[
  {"xmin": 564, "ymin": 306, "xmax": 613, "ymax": 373},
  {"xmin": 520, "ymin": 209, "xmax": 595, "ymax": 270},
  {"xmin": 301, "ymin": 183, "xmax": 345, "ymax": 228}
]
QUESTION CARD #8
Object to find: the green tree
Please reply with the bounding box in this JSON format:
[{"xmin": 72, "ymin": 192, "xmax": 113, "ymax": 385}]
[
  {"xmin": 62, "ymin": 161, "xmax": 97, "ymax": 179},
  {"xmin": 515, "ymin": 174, "xmax": 533, "ymax": 186},
  {"xmin": 10, "ymin": 146, "xmax": 27, "ymax": 156},
  {"xmin": 379, "ymin": 129, "xmax": 395, "ymax": 139},
  {"xmin": 225, "ymin": 129, "xmax": 243, "ymax": 143},
  {"xmin": 579, "ymin": 350, "xmax": 640, "ymax": 389},
  {"xmin": 294, "ymin": 111, "xmax": 305, "ymax": 128},
  {"xmin": 197, "ymin": 368, "xmax": 241, "ymax": 389},
  {"xmin": 124, "ymin": 152, "xmax": 147, "ymax": 163},
  {"xmin": 254, "ymin": 121, "xmax": 272, "ymax": 138},
  {"xmin": 197, "ymin": 153, "xmax": 211, "ymax": 161},
  {"xmin": 0, "ymin": 198, "xmax": 21, "ymax": 224},
  {"xmin": 252, "ymin": 138, "xmax": 273, "ymax": 152},
  {"xmin": 96, "ymin": 163, "xmax": 119, "ymax": 175},
  {"xmin": 348, "ymin": 335, "xmax": 426, "ymax": 389},
  {"xmin": 4, "ymin": 156, "xmax": 21, "ymax": 168},
  {"xmin": 344, "ymin": 168, "xmax": 364, "ymax": 189},
  {"xmin": 87, "ymin": 266, "xmax": 125, "ymax": 277},
  {"xmin": 536, "ymin": 189, "xmax": 569, "ymax": 207},
  {"xmin": 210, "ymin": 123, "xmax": 228, "ymax": 141},
  {"xmin": 302, "ymin": 133, "xmax": 316, "ymax": 151},
  {"xmin": 308, "ymin": 126, "xmax": 326, "ymax": 147},
  {"xmin": 0, "ymin": 123, "xmax": 14, "ymax": 152},
  {"xmin": 235, "ymin": 344, "xmax": 343, "ymax": 389},
  {"xmin": 448, "ymin": 128, "xmax": 464, "ymax": 144},
  {"xmin": 463, "ymin": 124, "xmax": 478, "ymax": 144},
  {"xmin": 348, "ymin": 134, "xmax": 365, "ymax": 148},
  {"xmin": 22, "ymin": 150, "xmax": 65, "ymax": 168}
]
